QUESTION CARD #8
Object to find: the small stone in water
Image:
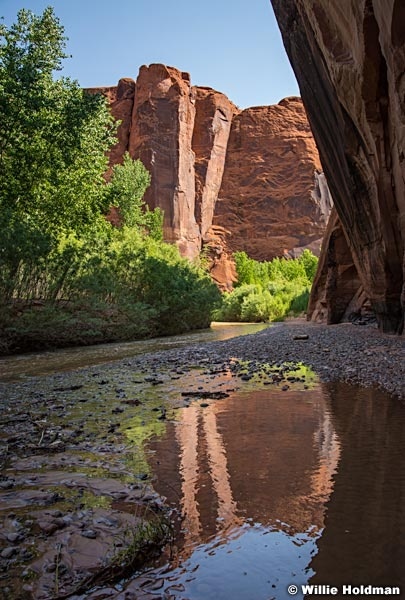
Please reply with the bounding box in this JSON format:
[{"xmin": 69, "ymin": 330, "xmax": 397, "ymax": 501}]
[
  {"xmin": 81, "ymin": 529, "xmax": 97, "ymax": 539},
  {"xmin": 0, "ymin": 480, "xmax": 14, "ymax": 490}
]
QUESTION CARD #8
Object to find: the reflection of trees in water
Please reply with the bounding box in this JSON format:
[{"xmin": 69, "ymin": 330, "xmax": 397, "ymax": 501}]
[{"xmin": 309, "ymin": 382, "xmax": 405, "ymax": 589}]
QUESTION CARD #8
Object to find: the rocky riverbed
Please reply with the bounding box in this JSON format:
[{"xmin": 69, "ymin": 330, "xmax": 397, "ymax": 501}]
[
  {"xmin": 216, "ymin": 320, "xmax": 405, "ymax": 399},
  {"xmin": 112, "ymin": 319, "xmax": 404, "ymax": 400},
  {"xmin": 0, "ymin": 321, "xmax": 403, "ymax": 599}
]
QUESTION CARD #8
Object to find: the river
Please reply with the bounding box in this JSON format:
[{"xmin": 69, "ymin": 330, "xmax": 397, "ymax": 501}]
[
  {"xmin": 0, "ymin": 323, "xmax": 404, "ymax": 599},
  {"xmin": 142, "ymin": 380, "xmax": 405, "ymax": 600},
  {"xmin": 0, "ymin": 322, "xmax": 270, "ymax": 382}
]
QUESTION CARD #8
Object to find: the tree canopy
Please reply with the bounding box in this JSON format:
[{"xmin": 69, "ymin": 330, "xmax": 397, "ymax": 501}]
[{"xmin": 0, "ymin": 7, "xmax": 116, "ymax": 236}]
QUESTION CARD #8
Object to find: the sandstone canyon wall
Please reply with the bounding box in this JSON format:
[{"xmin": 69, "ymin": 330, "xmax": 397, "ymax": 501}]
[
  {"xmin": 89, "ymin": 63, "xmax": 331, "ymax": 287},
  {"xmin": 270, "ymin": 0, "xmax": 405, "ymax": 334},
  {"xmin": 129, "ymin": 65, "xmax": 200, "ymax": 259},
  {"xmin": 192, "ymin": 87, "xmax": 239, "ymax": 240},
  {"xmin": 214, "ymin": 98, "xmax": 332, "ymax": 261}
]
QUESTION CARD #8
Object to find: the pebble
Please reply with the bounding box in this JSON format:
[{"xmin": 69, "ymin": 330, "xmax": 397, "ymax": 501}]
[
  {"xmin": 0, "ymin": 479, "xmax": 15, "ymax": 490},
  {"xmin": 46, "ymin": 509, "xmax": 63, "ymax": 517},
  {"xmin": 1, "ymin": 547, "xmax": 17, "ymax": 559},
  {"xmin": 81, "ymin": 529, "xmax": 97, "ymax": 539},
  {"xmin": 6, "ymin": 532, "xmax": 22, "ymax": 543},
  {"xmin": 37, "ymin": 521, "xmax": 59, "ymax": 535}
]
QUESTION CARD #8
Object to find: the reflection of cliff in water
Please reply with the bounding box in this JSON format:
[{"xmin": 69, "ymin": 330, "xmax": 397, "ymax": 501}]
[
  {"xmin": 309, "ymin": 383, "xmax": 405, "ymax": 590},
  {"xmin": 148, "ymin": 385, "xmax": 340, "ymax": 559},
  {"xmin": 147, "ymin": 381, "xmax": 405, "ymax": 598}
]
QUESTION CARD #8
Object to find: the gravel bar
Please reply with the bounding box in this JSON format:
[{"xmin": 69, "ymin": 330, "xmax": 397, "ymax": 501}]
[{"xmin": 120, "ymin": 321, "xmax": 405, "ymax": 401}]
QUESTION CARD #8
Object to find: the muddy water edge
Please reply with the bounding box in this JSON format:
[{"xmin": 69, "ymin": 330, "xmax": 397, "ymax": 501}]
[{"xmin": 0, "ymin": 324, "xmax": 404, "ymax": 599}]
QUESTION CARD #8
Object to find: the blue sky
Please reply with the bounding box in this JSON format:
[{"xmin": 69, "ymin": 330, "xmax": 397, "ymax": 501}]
[{"xmin": 1, "ymin": 0, "xmax": 299, "ymax": 109}]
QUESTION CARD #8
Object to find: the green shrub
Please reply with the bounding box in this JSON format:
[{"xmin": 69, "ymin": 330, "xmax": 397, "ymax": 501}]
[
  {"xmin": 289, "ymin": 288, "xmax": 311, "ymax": 314},
  {"xmin": 212, "ymin": 285, "xmax": 260, "ymax": 322},
  {"xmin": 214, "ymin": 250, "xmax": 318, "ymax": 323}
]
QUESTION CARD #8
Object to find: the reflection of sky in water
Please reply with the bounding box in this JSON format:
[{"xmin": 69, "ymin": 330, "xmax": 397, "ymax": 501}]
[{"xmin": 164, "ymin": 524, "xmax": 319, "ymax": 600}]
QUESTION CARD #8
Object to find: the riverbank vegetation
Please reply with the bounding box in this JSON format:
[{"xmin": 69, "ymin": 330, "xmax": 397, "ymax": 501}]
[
  {"xmin": 0, "ymin": 8, "xmax": 317, "ymax": 355},
  {"xmin": 213, "ymin": 250, "xmax": 318, "ymax": 322},
  {"xmin": 0, "ymin": 8, "xmax": 220, "ymax": 354}
]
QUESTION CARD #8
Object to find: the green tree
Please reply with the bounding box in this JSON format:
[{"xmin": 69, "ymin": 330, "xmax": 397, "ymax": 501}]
[
  {"xmin": 107, "ymin": 152, "xmax": 164, "ymax": 240},
  {"xmin": 214, "ymin": 250, "xmax": 319, "ymax": 323},
  {"xmin": 0, "ymin": 7, "xmax": 116, "ymax": 234},
  {"xmin": 233, "ymin": 251, "xmax": 256, "ymax": 286},
  {"xmin": 299, "ymin": 249, "xmax": 318, "ymax": 281},
  {"xmin": 0, "ymin": 7, "xmax": 222, "ymax": 351},
  {"xmin": 107, "ymin": 153, "xmax": 151, "ymax": 228},
  {"xmin": 0, "ymin": 7, "xmax": 117, "ymax": 299}
]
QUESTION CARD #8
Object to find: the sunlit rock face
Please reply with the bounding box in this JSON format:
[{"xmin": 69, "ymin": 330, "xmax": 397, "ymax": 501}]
[
  {"xmin": 89, "ymin": 64, "xmax": 332, "ymax": 287},
  {"xmin": 87, "ymin": 78, "xmax": 136, "ymax": 173},
  {"xmin": 203, "ymin": 225, "xmax": 238, "ymax": 292},
  {"xmin": 128, "ymin": 64, "xmax": 201, "ymax": 259},
  {"xmin": 192, "ymin": 87, "xmax": 239, "ymax": 241},
  {"xmin": 213, "ymin": 98, "xmax": 332, "ymax": 261},
  {"xmin": 271, "ymin": 0, "xmax": 405, "ymax": 334}
]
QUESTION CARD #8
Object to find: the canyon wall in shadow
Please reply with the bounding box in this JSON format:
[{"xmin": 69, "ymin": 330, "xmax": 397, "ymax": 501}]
[{"xmin": 270, "ymin": 0, "xmax": 405, "ymax": 333}]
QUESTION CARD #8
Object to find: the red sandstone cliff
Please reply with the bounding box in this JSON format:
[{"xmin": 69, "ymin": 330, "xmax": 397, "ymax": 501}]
[
  {"xmin": 271, "ymin": 0, "xmax": 405, "ymax": 334},
  {"xmin": 191, "ymin": 87, "xmax": 239, "ymax": 240},
  {"xmin": 128, "ymin": 64, "xmax": 201, "ymax": 259},
  {"xmin": 213, "ymin": 97, "xmax": 332, "ymax": 261},
  {"xmin": 89, "ymin": 64, "xmax": 332, "ymax": 286}
]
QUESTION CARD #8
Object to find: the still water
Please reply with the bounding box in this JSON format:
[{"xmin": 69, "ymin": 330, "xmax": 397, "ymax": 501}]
[
  {"xmin": 140, "ymin": 381, "xmax": 405, "ymax": 600},
  {"xmin": 0, "ymin": 322, "xmax": 269, "ymax": 381}
]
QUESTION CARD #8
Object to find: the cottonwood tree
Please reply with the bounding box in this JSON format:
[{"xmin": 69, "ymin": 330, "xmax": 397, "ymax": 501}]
[
  {"xmin": 107, "ymin": 152, "xmax": 163, "ymax": 240},
  {"xmin": 0, "ymin": 7, "xmax": 116, "ymax": 297}
]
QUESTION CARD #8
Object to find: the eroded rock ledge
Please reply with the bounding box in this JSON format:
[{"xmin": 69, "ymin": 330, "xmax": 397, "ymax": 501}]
[{"xmin": 270, "ymin": 0, "xmax": 405, "ymax": 334}]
